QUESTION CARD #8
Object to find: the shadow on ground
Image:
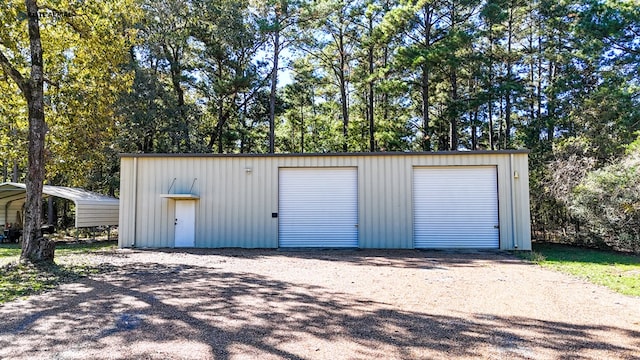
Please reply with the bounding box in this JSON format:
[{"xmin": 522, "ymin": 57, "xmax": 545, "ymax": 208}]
[
  {"xmin": 148, "ymin": 248, "xmax": 527, "ymax": 270},
  {"xmin": 0, "ymin": 258, "xmax": 638, "ymax": 359}
]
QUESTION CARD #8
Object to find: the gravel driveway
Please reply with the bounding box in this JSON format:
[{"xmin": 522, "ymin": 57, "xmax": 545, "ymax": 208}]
[{"xmin": 0, "ymin": 249, "xmax": 638, "ymax": 360}]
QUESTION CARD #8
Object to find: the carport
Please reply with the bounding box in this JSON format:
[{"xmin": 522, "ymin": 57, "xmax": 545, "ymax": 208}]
[{"xmin": 0, "ymin": 182, "xmax": 119, "ymax": 240}]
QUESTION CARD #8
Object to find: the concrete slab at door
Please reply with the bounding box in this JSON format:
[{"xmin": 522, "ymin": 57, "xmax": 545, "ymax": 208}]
[
  {"xmin": 174, "ymin": 200, "xmax": 196, "ymax": 247},
  {"xmin": 413, "ymin": 166, "xmax": 499, "ymax": 249},
  {"xmin": 279, "ymin": 167, "xmax": 358, "ymax": 247}
]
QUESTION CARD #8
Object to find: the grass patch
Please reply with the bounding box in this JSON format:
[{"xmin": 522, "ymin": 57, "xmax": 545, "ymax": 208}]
[
  {"xmin": 0, "ymin": 241, "xmax": 118, "ymax": 304},
  {"xmin": 55, "ymin": 241, "xmax": 118, "ymax": 255},
  {"xmin": 0, "ymin": 241, "xmax": 116, "ymax": 258},
  {"xmin": 0, "ymin": 244, "xmax": 21, "ymax": 258},
  {"xmin": 0, "ymin": 262, "xmax": 114, "ymax": 304},
  {"xmin": 520, "ymin": 243, "xmax": 640, "ymax": 297}
]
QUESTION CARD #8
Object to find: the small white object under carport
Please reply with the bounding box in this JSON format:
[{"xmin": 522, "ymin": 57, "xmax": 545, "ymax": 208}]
[{"xmin": 0, "ymin": 182, "xmax": 119, "ymax": 240}]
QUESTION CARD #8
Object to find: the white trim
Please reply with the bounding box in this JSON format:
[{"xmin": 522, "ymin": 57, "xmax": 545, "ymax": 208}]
[
  {"xmin": 413, "ymin": 166, "xmax": 499, "ymax": 249},
  {"xmin": 279, "ymin": 167, "xmax": 358, "ymax": 248},
  {"xmin": 160, "ymin": 194, "xmax": 200, "ymax": 199}
]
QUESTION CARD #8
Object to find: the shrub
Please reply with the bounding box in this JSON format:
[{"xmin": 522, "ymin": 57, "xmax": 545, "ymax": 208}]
[{"xmin": 570, "ymin": 143, "xmax": 640, "ymax": 253}]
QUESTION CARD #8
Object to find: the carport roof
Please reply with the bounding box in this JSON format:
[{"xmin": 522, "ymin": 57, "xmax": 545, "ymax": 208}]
[{"xmin": 0, "ymin": 182, "xmax": 119, "ymax": 227}]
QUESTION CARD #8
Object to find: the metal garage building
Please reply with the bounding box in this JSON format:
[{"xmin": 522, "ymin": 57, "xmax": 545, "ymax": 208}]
[{"xmin": 118, "ymin": 151, "xmax": 531, "ymax": 250}]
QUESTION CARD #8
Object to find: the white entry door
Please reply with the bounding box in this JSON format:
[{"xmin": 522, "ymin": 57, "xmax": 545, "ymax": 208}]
[
  {"xmin": 413, "ymin": 166, "xmax": 499, "ymax": 249},
  {"xmin": 279, "ymin": 167, "xmax": 358, "ymax": 247},
  {"xmin": 174, "ymin": 200, "xmax": 196, "ymax": 247}
]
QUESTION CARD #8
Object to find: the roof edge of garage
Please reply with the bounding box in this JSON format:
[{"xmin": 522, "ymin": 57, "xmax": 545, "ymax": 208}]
[{"xmin": 120, "ymin": 149, "xmax": 530, "ymax": 159}]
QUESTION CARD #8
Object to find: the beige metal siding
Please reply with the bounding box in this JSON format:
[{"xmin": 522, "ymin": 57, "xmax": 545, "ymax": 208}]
[
  {"xmin": 118, "ymin": 158, "xmax": 135, "ymax": 247},
  {"xmin": 1, "ymin": 200, "xmax": 25, "ymax": 226},
  {"xmin": 75, "ymin": 203, "xmax": 119, "ymax": 227},
  {"xmin": 513, "ymin": 155, "xmax": 532, "ymax": 250},
  {"xmin": 118, "ymin": 152, "xmax": 531, "ymax": 250},
  {"xmin": 0, "ymin": 182, "xmax": 119, "ymax": 236}
]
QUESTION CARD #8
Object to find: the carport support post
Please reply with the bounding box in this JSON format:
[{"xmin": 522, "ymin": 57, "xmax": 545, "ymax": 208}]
[{"xmin": 47, "ymin": 197, "xmax": 54, "ymax": 225}]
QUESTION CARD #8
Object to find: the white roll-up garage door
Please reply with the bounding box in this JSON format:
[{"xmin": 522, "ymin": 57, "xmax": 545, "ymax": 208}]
[
  {"xmin": 413, "ymin": 166, "xmax": 499, "ymax": 249},
  {"xmin": 279, "ymin": 167, "xmax": 358, "ymax": 247}
]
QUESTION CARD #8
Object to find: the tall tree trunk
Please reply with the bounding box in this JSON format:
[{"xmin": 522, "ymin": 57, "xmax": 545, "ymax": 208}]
[
  {"xmin": 469, "ymin": 78, "xmax": 477, "ymax": 150},
  {"xmin": 472, "ymin": 107, "xmax": 478, "ymax": 150},
  {"xmin": 207, "ymin": 60, "xmax": 227, "ymax": 154},
  {"xmin": 340, "ymin": 76, "xmax": 348, "ymax": 152},
  {"xmin": 240, "ymin": 93, "xmax": 248, "ymax": 153},
  {"xmin": 547, "ymin": 59, "xmax": 556, "ymax": 143},
  {"xmin": 382, "ymin": 0, "xmax": 390, "ymax": 126},
  {"xmin": 421, "ymin": 65, "xmax": 430, "ymax": 151},
  {"xmin": 382, "ymin": 45, "xmax": 389, "ymax": 125},
  {"xmin": 537, "ymin": 33, "xmax": 542, "ymax": 127},
  {"xmin": 300, "ymin": 101, "xmax": 305, "ymax": 153},
  {"xmin": 487, "ymin": 20, "xmax": 495, "ymax": 150},
  {"xmin": 311, "ymin": 85, "xmax": 317, "ymax": 150},
  {"xmin": 529, "ymin": 36, "xmax": 535, "ymax": 125},
  {"xmin": 269, "ymin": 26, "xmax": 280, "ymax": 154},
  {"xmin": 497, "ymin": 94, "xmax": 504, "ymax": 148},
  {"xmin": 12, "ymin": 126, "xmax": 19, "ymax": 182},
  {"xmin": 504, "ymin": 5, "xmax": 514, "ymax": 149},
  {"xmin": 449, "ymin": 69, "xmax": 458, "ymax": 151},
  {"xmin": 338, "ymin": 27, "xmax": 349, "ymax": 152},
  {"xmin": 527, "ymin": 3, "xmax": 536, "ymax": 131},
  {"xmin": 488, "ymin": 100, "xmax": 494, "ymax": 150},
  {"xmin": 447, "ymin": 4, "xmax": 458, "ymax": 151},
  {"xmin": 12, "ymin": 160, "xmax": 19, "ymax": 182},
  {"xmin": 367, "ymin": 14, "xmax": 375, "ymax": 152},
  {"xmin": 164, "ymin": 44, "xmax": 188, "ymax": 152},
  {"xmin": 420, "ymin": 5, "xmax": 433, "ymax": 152},
  {"xmin": 21, "ymin": 0, "xmax": 53, "ymax": 263}
]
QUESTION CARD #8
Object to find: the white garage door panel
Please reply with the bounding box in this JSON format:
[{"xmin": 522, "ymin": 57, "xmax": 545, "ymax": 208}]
[
  {"xmin": 279, "ymin": 168, "xmax": 358, "ymax": 247},
  {"xmin": 414, "ymin": 166, "xmax": 499, "ymax": 249}
]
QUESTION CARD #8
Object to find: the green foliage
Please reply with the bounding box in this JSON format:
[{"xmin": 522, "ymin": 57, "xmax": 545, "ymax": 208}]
[
  {"xmin": 569, "ymin": 146, "xmax": 640, "ymax": 252},
  {"xmin": 520, "ymin": 243, "xmax": 640, "ymax": 296},
  {"xmin": 1, "ymin": 0, "xmax": 639, "ymax": 249},
  {"xmin": 0, "ymin": 0, "xmax": 141, "ymax": 192}
]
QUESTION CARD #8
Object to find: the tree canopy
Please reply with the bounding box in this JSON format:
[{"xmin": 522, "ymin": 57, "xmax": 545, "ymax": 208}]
[{"xmin": 1, "ymin": 0, "xmax": 639, "ymax": 252}]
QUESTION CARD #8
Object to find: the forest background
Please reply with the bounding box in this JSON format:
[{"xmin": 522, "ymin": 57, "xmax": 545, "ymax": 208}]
[{"xmin": 1, "ymin": 0, "xmax": 639, "ymax": 252}]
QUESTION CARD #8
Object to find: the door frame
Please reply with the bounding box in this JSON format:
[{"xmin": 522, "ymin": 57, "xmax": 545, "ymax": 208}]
[
  {"xmin": 174, "ymin": 200, "xmax": 196, "ymax": 247},
  {"xmin": 412, "ymin": 165, "xmax": 500, "ymax": 249},
  {"xmin": 278, "ymin": 167, "xmax": 359, "ymax": 248}
]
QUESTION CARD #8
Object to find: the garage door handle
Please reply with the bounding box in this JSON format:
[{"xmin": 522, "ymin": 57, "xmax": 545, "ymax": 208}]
[
  {"xmin": 494, "ymin": 225, "xmax": 500, "ymax": 229},
  {"xmin": 355, "ymin": 224, "xmax": 358, "ymax": 228}
]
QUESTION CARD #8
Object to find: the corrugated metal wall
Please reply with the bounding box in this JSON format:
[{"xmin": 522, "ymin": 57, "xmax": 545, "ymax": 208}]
[
  {"xmin": 75, "ymin": 202, "xmax": 120, "ymax": 227},
  {"xmin": 118, "ymin": 152, "xmax": 531, "ymax": 250},
  {"xmin": 1, "ymin": 200, "xmax": 25, "ymax": 226},
  {"xmin": 1, "ymin": 200, "xmax": 118, "ymax": 229}
]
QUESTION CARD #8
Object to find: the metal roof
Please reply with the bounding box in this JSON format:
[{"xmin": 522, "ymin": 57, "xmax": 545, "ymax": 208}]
[
  {"xmin": 0, "ymin": 182, "xmax": 119, "ymax": 228},
  {"xmin": 119, "ymin": 149, "xmax": 531, "ymax": 158}
]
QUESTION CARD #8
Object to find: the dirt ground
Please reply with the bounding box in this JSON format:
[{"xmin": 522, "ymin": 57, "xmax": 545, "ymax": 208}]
[{"xmin": 0, "ymin": 249, "xmax": 638, "ymax": 360}]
